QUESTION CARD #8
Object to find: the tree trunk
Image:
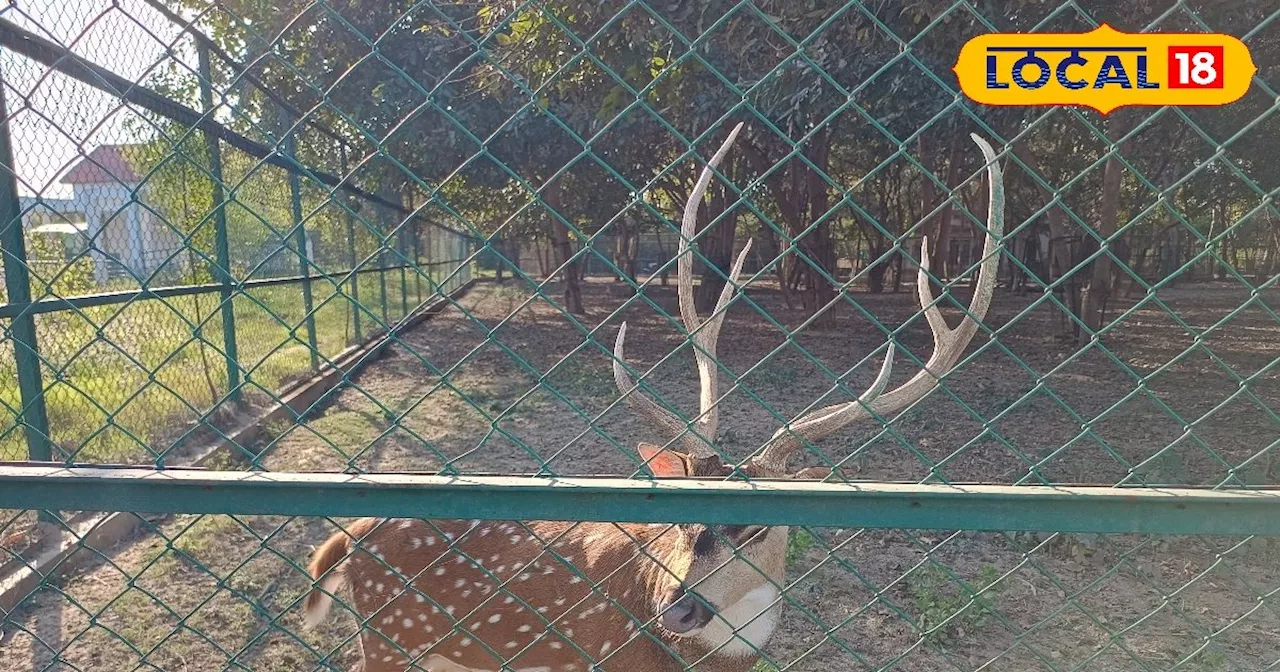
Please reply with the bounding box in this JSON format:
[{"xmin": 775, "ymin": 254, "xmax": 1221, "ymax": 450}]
[
  {"xmin": 1014, "ymin": 137, "xmax": 1077, "ymax": 341},
  {"xmin": 1080, "ymin": 128, "xmax": 1126, "ymax": 342},
  {"xmin": 544, "ymin": 183, "xmax": 583, "ymax": 314},
  {"xmin": 654, "ymin": 228, "xmax": 670, "ymax": 286},
  {"xmin": 495, "ymin": 237, "xmax": 506, "ymax": 284},
  {"xmin": 693, "ymin": 159, "xmax": 739, "ymax": 312},
  {"xmin": 932, "ymin": 140, "xmax": 963, "ymax": 279}
]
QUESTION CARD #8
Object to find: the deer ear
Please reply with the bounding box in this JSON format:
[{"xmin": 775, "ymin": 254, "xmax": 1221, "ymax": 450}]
[{"xmin": 637, "ymin": 443, "xmax": 691, "ymax": 477}]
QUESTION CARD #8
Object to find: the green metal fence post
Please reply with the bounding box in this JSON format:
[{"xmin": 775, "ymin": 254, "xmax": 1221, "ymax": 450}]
[
  {"xmin": 398, "ymin": 219, "xmax": 409, "ymax": 318},
  {"xmin": 376, "ymin": 191, "xmax": 390, "ymax": 325},
  {"xmin": 341, "ymin": 147, "xmax": 362, "ymax": 343},
  {"xmin": 281, "ymin": 108, "xmax": 319, "ymax": 370},
  {"xmin": 0, "ymin": 65, "xmax": 52, "ymax": 465},
  {"xmin": 412, "ymin": 216, "xmax": 423, "ymax": 305},
  {"xmin": 198, "ymin": 45, "xmax": 240, "ymax": 403}
]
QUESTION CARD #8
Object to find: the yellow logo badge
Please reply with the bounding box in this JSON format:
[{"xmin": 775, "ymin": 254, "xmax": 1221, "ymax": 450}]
[{"xmin": 953, "ymin": 24, "xmax": 1255, "ymax": 114}]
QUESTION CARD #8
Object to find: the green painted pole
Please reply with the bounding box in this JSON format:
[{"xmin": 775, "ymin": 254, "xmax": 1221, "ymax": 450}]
[
  {"xmin": 282, "ymin": 109, "xmax": 319, "ymax": 370},
  {"xmin": 198, "ymin": 45, "xmax": 240, "ymax": 403},
  {"xmin": 341, "ymin": 147, "xmax": 361, "ymax": 343},
  {"xmin": 378, "ymin": 220, "xmax": 389, "ymax": 325},
  {"xmin": 412, "ymin": 217, "xmax": 422, "ymax": 305},
  {"xmin": 0, "ymin": 65, "xmax": 52, "ymax": 465},
  {"xmin": 398, "ymin": 220, "xmax": 409, "ymax": 318}
]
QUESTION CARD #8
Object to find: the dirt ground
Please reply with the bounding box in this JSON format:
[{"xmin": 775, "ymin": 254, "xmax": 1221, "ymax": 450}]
[{"xmin": 2, "ymin": 276, "xmax": 1278, "ymax": 671}]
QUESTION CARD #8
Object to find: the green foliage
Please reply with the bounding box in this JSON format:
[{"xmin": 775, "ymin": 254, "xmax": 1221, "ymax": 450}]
[
  {"xmin": 910, "ymin": 564, "xmax": 1005, "ymax": 644},
  {"xmin": 786, "ymin": 527, "xmax": 815, "ymax": 568}
]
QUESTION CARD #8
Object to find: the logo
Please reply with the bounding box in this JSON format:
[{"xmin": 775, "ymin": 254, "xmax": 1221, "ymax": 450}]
[{"xmin": 953, "ymin": 24, "xmax": 1255, "ymax": 114}]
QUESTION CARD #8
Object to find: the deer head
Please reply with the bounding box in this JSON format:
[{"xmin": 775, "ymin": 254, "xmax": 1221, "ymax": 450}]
[
  {"xmin": 302, "ymin": 125, "xmax": 1004, "ymax": 672},
  {"xmin": 610, "ymin": 122, "xmax": 1005, "ymax": 641}
]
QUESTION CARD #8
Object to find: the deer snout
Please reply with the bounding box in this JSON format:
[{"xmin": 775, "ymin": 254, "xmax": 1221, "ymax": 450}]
[{"xmin": 659, "ymin": 586, "xmax": 714, "ymax": 635}]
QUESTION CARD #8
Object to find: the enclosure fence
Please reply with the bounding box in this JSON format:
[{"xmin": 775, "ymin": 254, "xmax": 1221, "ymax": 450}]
[{"xmin": 0, "ymin": 1, "xmax": 1278, "ymax": 671}]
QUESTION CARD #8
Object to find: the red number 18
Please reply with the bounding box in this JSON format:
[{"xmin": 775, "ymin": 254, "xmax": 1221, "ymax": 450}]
[{"xmin": 1168, "ymin": 46, "xmax": 1224, "ymax": 88}]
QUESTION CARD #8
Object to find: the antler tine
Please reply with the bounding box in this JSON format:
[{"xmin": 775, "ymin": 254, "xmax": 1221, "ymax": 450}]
[
  {"xmin": 752, "ymin": 133, "xmax": 1005, "ymax": 473},
  {"xmin": 614, "ymin": 123, "xmax": 749, "ymax": 459}
]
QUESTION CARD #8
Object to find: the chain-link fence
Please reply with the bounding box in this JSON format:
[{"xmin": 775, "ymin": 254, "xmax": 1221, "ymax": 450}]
[{"xmin": 0, "ymin": 1, "xmax": 1278, "ymax": 671}]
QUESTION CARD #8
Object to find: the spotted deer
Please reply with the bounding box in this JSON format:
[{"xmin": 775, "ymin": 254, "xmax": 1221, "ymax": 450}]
[{"xmin": 302, "ymin": 124, "xmax": 1005, "ymax": 672}]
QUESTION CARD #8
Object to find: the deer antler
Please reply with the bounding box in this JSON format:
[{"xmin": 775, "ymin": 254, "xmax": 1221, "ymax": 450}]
[
  {"xmin": 751, "ymin": 133, "xmax": 1005, "ymax": 473},
  {"xmin": 613, "ymin": 123, "xmax": 753, "ymax": 460}
]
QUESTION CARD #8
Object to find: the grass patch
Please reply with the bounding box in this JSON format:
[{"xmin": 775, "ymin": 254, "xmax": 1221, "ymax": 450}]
[
  {"xmin": 0, "ymin": 268, "xmax": 454, "ymax": 463},
  {"xmin": 910, "ymin": 563, "xmax": 1004, "ymax": 644}
]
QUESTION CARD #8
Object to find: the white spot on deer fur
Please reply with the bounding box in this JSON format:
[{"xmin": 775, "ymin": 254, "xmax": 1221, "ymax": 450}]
[
  {"xmin": 460, "ymin": 637, "xmax": 472, "ymax": 647},
  {"xmin": 445, "ymin": 605, "xmax": 456, "ymax": 616},
  {"xmin": 456, "ymin": 556, "xmax": 467, "ymax": 564},
  {"xmin": 496, "ymin": 565, "xmax": 506, "ymax": 573},
  {"xmin": 382, "ymin": 656, "xmax": 393, "ymax": 662},
  {"xmin": 364, "ymin": 580, "xmax": 374, "ymax": 588},
  {"xmin": 425, "ymin": 536, "xmax": 436, "ymax": 546},
  {"xmin": 381, "ymin": 615, "xmax": 394, "ymax": 625},
  {"xmin": 505, "ymin": 641, "xmax": 519, "ymax": 649},
  {"xmin": 368, "ymin": 544, "xmax": 380, "ymax": 553},
  {"xmin": 554, "ymin": 598, "xmax": 566, "ymax": 606},
  {"xmin": 415, "ymin": 593, "xmax": 425, "ymax": 603},
  {"xmin": 488, "ymin": 613, "xmax": 502, "ymax": 624},
  {"xmin": 537, "ymin": 606, "xmax": 548, "ymax": 613},
  {"xmin": 518, "ymin": 573, "xmax": 531, "ymax": 582},
  {"xmin": 455, "ymin": 579, "xmax": 466, "ymax": 589},
  {"xmin": 518, "ymin": 624, "xmax": 531, "ymax": 633},
  {"xmin": 503, "ymin": 596, "xmax": 515, "ymax": 604},
  {"xmin": 435, "ymin": 567, "xmax": 447, "ymax": 576},
  {"xmin": 510, "ymin": 535, "xmax": 522, "ymax": 544},
  {"xmin": 471, "ymin": 621, "xmax": 481, "ymax": 631},
  {"xmin": 517, "ymin": 667, "xmax": 551, "ymax": 672},
  {"xmin": 542, "ymin": 565, "xmax": 555, "ymax": 575},
  {"xmin": 403, "ymin": 618, "xmax": 413, "ymax": 628},
  {"xmin": 462, "ymin": 589, "xmax": 472, "ymax": 598},
  {"xmin": 417, "ymin": 613, "xmax": 429, "ymax": 622},
  {"xmin": 410, "ymin": 537, "xmax": 422, "ymax": 549},
  {"xmin": 563, "ymin": 627, "xmax": 573, "ymax": 637},
  {"xmin": 489, "ymin": 554, "xmax": 500, "ymax": 562},
  {"xmin": 453, "ymin": 651, "xmax": 463, "ymax": 658},
  {"xmin": 568, "ymin": 576, "xmax": 581, "ymax": 584},
  {"xmin": 625, "ymin": 620, "xmax": 636, "ymax": 632},
  {"xmin": 512, "ymin": 562, "xmax": 524, "ymax": 570},
  {"xmin": 445, "ymin": 532, "xmax": 456, "ymax": 541},
  {"xmin": 376, "ymin": 583, "xmax": 385, "ymax": 592},
  {"xmin": 549, "ymin": 641, "xmax": 562, "ymax": 649},
  {"xmin": 601, "ymin": 641, "xmax": 612, "ymax": 655},
  {"xmin": 399, "ymin": 521, "xmax": 413, "ymax": 530}
]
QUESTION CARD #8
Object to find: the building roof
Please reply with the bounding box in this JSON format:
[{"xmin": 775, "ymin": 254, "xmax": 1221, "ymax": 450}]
[{"xmin": 60, "ymin": 144, "xmax": 142, "ymax": 185}]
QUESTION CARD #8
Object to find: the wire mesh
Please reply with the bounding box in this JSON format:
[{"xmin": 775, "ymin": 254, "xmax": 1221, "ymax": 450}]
[{"xmin": 0, "ymin": 0, "xmax": 1278, "ymax": 671}]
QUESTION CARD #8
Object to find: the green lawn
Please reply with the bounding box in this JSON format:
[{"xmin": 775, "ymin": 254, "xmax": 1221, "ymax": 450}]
[{"xmin": 0, "ymin": 264, "xmax": 465, "ymax": 464}]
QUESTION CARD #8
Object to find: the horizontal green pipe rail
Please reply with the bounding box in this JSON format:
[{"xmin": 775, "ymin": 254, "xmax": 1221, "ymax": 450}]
[
  {"xmin": 0, "ymin": 18, "xmax": 478, "ymax": 240},
  {"xmin": 0, "ymin": 465, "xmax": 1278, "ymax": 535},
  {"xmin": 0, "ymin": 261, "xmax": 464, "ymax": 318}
]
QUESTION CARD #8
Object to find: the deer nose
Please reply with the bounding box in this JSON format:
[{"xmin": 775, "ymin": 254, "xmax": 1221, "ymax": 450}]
[{"xmin": 660, "ymin": 588, "xmax": 714, "ymax": 634}]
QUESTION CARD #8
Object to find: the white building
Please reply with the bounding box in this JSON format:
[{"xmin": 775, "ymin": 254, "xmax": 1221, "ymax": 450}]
[{"xmin": 22, "ymin": 144, "xmax": 184, "ymax": 285}]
